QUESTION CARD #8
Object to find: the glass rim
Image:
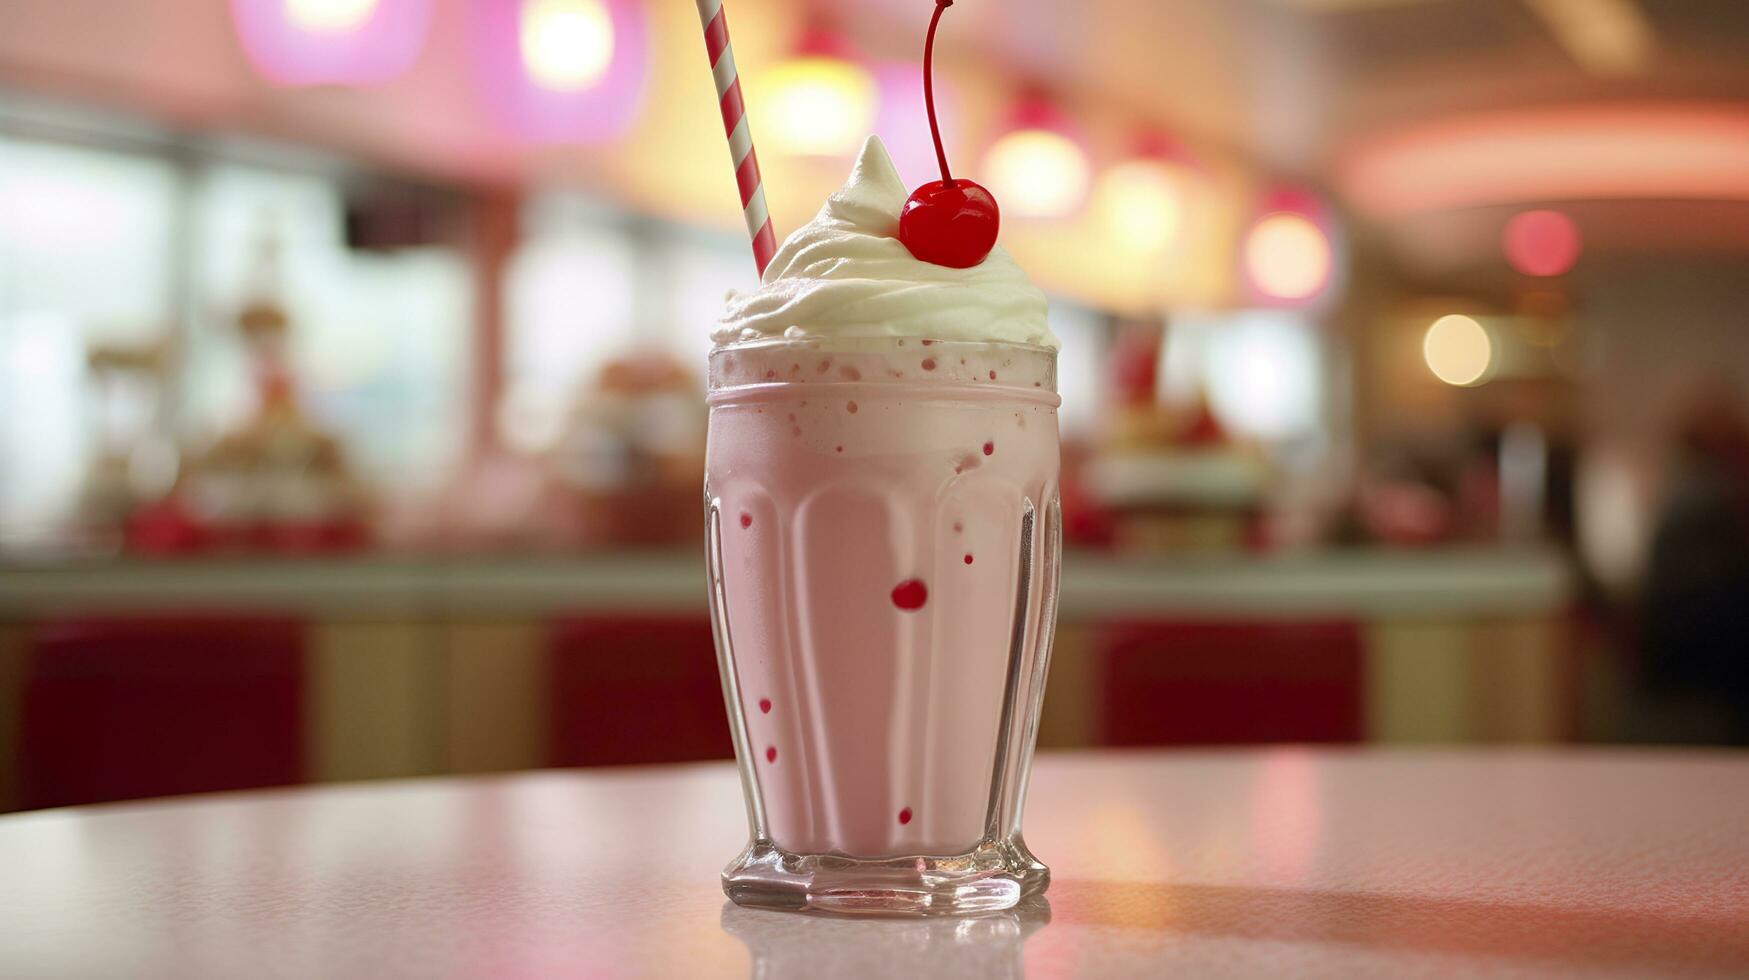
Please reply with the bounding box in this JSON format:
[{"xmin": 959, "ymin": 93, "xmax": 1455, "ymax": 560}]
[
  {"xmin": 707, "ymin": 334, "xmax": 1059, "ymax": 403},
  {"xmin": 710, "ymin": 336, "xmax": 1059, "ymax": 358}
]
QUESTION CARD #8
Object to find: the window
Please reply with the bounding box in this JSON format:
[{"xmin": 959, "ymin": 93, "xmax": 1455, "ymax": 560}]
[
  {"xmin": 1165, "ymin": 311, "xmax": 1326, "ymax": 444},
  {"xmin": 0, "ymin": 137, "xmax": 178, "ymax": 547},
  {"xmin": 1049, "ymin": 300, "xmax": 1107, "ymax": 440},
  {"xmin": 0, "ymin": 127, "xmax": 475, "ymax": 551},
  {"xmin": 500, "ymin": 192, "xmax": 639, "ymax": 453},
  {"xmin": 187, "ymin": 163, "xmax": 472, "ymax": 494}
]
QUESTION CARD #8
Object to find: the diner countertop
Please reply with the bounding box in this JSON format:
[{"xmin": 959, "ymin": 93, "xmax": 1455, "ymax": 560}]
[
  {"xmin": 0, "ymin": 547, "xmax": 1573, "ymax": 619},
  {"xmin": 1, "ymin": 748, "xmax": 1745, "ymax": 979}
]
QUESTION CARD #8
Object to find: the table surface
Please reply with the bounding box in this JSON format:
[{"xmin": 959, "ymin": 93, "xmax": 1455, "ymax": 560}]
[{"xmin": 2, "ymin": 749, "xmax": 1745, "ymax": 980}]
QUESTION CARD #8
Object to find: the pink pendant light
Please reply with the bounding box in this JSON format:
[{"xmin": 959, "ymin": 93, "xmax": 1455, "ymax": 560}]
[
  {"xmin": 1242, "ymin": 187, "xmax": 1341, "ymax": 306},
  {"xmin": 754, "ymin": 24, "xmax": 877, "ymax": 159},
  {"xmin": 1095, "ymin": 129, "xmax": 1203, "ymax": 252},
  {"xmin": 1503, "ymin": 209, "xmax": 1582, "ymax": 277},
  {"xmin": 980, "ymin": 94, "xmax": 1091, "ymax": 220},
  {"xmin": 229, "ymin": 0, "xmax": 432, "ymax": 87},
  {"xmin": 472, "ymin": 0, "xmax": 649, "ymax": 144}
]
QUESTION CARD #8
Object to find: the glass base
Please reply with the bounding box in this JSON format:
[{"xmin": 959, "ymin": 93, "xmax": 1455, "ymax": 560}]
[{"xmin": 722, "ymin": 837, "xmax": 1050, "ymax": 916}]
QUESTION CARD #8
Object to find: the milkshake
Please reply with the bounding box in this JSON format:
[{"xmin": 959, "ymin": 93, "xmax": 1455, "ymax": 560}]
[{"xmin": 706, "ymin": 138, "xmax": 1062, "ymax": 914}]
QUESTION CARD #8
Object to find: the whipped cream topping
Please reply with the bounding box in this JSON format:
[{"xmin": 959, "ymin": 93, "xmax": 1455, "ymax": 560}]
[{"xmin": 714, "ymin": 137, "xmax": 1056, "ymax": 350}]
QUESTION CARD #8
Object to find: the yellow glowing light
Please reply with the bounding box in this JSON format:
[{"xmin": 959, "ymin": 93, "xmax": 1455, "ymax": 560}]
[
  {"xmin": 284, "ymin": 0, "xmax": 379, "ymax": 33},
  {"xmin": 1423, "ymin": 314, "xmax": 1493, "ymax": 386},
  {"xmin": 982, "ymin": 129, "xmax": 1090, "ymax": 219},
  {"xmin": 754, "ymin": 56, "xmax": 876, "ymax": 157},
  {"xmin": 1522, "ymin": 0, "xmax": 1653, "ymax": 77},
  {"xmin": 521, "ymin": 0, "xmax": 615, "ymax": 92},
  {"xmin": 1095, "ymin": 160, "xmax": 1186, "ymax": 250},
  {"xmin": 1243, "ymin": 212, "xmax": 1331, "ymax": 301}
]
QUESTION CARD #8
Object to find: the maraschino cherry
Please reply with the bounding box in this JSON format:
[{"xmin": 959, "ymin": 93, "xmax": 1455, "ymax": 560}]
[{"xmin": 898, "ymin": 1, "xmax": 999, "ymax": 269}]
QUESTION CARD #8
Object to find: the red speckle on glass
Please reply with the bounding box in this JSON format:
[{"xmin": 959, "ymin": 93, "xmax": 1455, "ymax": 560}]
[
  {"xmin": 792, "ymin": 427, "xmax": 802, "ymax": 437},
  {"xmin": 764, "ymin": 370, "xmax": 776, "ymax": 379},
  {"xmin": 959, "ymin": 358, "xmax": 966, "ymax": 365},
  {"xmin": 1033, "ymin": 381, "xmax": 1042, "ymax": 387},
  {"xmin": 759, "ymin": 698, "xmax": 772, "ymax": 713},
  {"xmin": 989, "ymin": 370, "xmax": 997, "ymax": 380},
  {"xmin": 817, "ymin": 360, "xmax": 830, "ymax": 373},
  {"xmin": 983, "ymin": 441, "xmax": 994, "ymax": 456},
  {"xmin": 921, "ymin": 358, "xmax": 936, "ymax": 371},
  {"xmin": 898, "ymin": 807, "xmax": 913, "ymax": 825},
  {"xmin": 835, "ymin": 445, "xmax": 844, "ymax": 453},
  {"xmin": 953, "ymin": 521, "xmax": 963, "ymax": 533},
  {"xmin": 839, "ymin": 365, "xmax": 862, "ymax": 381},
  {"xmin": 766, "ymin": 746, "xmax": 777, "ymax": 763},
  {"xmin": 891, "ymin": 578, "xmax": 929, "ymax": 611},
  {"xmin": 898, "ymin": 339, "xmax": 906, "ymax": 346},
  {"xmin": 921, "ymin": 339, "xmax": 935, "ymax": 346},
  {"xmin": 847, "ymin": 401, "xmax": 859, "ymax": 414},
  {"xmin": 964, "ymin": 554, "xmax": 974, "ymax": 565},
  {"xmin": 739, "ymin": 513, "xmax": 752, "ymax": 529},
  {"xmin": 791, "ymin": 363, "xmax": 801, "ymax": 373}
]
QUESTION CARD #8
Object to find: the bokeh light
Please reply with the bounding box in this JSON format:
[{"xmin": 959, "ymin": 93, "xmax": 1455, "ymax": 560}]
[
  {"xmin": 1095, "ymin": 160, "xmax": 1186, "ymax": 251},
  {"xmin": 1339, "ymin": 105, "xmax": 1749, "ymax": 218},
  {"xmin": 230, "ymin": 0, "xmax": 430, "ymax": 87},
  {"xmin": 755, "ymin": 56, "xmax": 876, "ymax": 158},
  {"xmin": 872, "ymin": 63, "xmax": 956, "ymax": 185},
  {"xmin": 1423, "ymin": 313, "xmax": 1492, "ymax": 386},
  {"xmin": 1205, "ymin": 312, "xmax": 1322, "ymax": 440},
  {"xmin": 471, "ymin": 0, "xmax": 646, "ymax": 143},
  {"xmin": 283, "ymin": 0, "xmax": 378, "ymax": 33},
  {"xmin": 1503, "ymin": 209, "xmax": 1581, "ymax": 277},
  {"xmin": 519, "ymin": 0, "xmax": 614, "ymax": 93},
  {"xmin": 982, "ymin": 128, "xmax": 1090, "ymax": 219},
  {"xmin": 1243, "ymin": 212, "xmax": 1332, "ymax": 302}
]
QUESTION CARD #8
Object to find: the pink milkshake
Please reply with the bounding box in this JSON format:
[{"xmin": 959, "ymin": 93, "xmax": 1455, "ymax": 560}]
[{"xmin": 705, "ymin": 139, "xmax": 1061, "ymax": 915}]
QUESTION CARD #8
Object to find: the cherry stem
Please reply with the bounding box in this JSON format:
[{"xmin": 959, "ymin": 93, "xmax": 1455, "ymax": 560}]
[{"xmin": 923, "ymin": 1, "xmax": 954, "ymax": 185}]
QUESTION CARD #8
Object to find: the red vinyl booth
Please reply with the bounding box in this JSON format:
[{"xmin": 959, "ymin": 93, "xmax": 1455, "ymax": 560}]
[
  {"xmin": 1098, "ymin": 620, "xmax": 1365, "ymax": 745},
  {"xmin": 17, "ymin": 617, "xmax": 304, "ymax": 810},
  {"xmin": 548, "ymin": 616, "xmax": 731, "ymax": 767}
]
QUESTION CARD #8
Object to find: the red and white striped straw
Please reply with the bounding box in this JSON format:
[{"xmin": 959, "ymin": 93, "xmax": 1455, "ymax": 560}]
[{"xmin": 695, "ymin": 0, "xmax": 778, "ymax": 279}]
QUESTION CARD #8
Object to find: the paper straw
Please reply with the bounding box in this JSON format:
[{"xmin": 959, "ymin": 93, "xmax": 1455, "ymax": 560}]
[{"xmin": 695, "ymin": 0, "xmax": 778, "ymax": 278}]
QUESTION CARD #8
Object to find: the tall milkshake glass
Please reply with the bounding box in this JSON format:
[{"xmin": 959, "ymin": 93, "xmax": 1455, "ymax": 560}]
[{"xmin": 705, "ymin": 336, "xmax": 1060, "ymax": 915}]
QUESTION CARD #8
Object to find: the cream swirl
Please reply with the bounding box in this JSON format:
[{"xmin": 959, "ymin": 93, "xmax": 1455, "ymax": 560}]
[{"xmin": 715, "ymin": 136, "xmax": 1056, "ymax": 349}]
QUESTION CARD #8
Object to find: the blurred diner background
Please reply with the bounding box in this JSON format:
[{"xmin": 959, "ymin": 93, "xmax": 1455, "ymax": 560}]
[{"xmin": 2, "ymin": 0, "xmax": 1748, "ymax": 813}]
